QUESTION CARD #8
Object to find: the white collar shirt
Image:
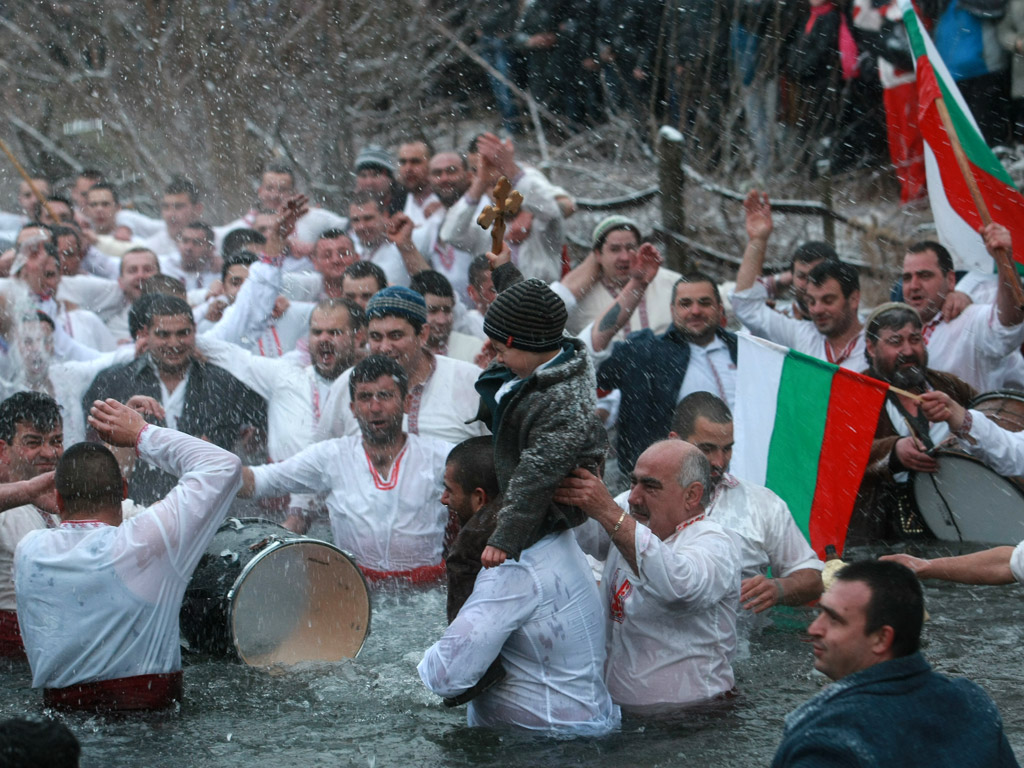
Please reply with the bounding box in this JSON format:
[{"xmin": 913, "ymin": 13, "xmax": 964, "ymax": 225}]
[{"xmin": 418, "ymin": 530, "xmax": 620, "ymax": 735}]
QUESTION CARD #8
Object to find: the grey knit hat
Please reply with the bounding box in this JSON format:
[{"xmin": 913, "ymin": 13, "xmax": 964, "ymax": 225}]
[
  {"xmin": 592, "ymin": 215, "xmax": 641, "ymax": 250},
  {"xmin": 484, "ymin": 279, "xmax": 567, "ymax": 352},
  {"xmin": 366, "ymin": 286, "xmax": 427, "ymax": 325},
  {"xmin": 355, "ymin": 145, "xmax": 396, "ymax": 177}
]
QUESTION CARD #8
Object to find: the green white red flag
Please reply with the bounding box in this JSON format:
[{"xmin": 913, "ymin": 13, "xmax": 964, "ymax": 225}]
[
  {"xmin": 732, "ymin": 335, "xmax": 889, "ymax": 558},
  {"xmin": 901, "ymin": 0, "xmax": 1024, "ymax": 272}
]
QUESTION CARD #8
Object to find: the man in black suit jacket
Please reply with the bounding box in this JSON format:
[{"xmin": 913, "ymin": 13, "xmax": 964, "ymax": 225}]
[{"xmin": 83, "ymin": 294, "xmax": 266, "ymax": 504}]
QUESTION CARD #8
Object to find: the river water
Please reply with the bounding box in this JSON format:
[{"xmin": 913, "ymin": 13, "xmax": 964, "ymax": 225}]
[{"xmin": 2, "ymin": 541, "xmax": 1023, "ymax": 767}]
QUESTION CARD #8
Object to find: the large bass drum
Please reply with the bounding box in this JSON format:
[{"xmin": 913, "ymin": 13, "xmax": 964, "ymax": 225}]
[
  {"xmin": 181, "ymin": 518, "xmax": 371, "ymax": 665},
  {"xmin": 970, "ymin": 390, "xmax": 1024, "ymax": 432},
  {"xmin": 913, "ymin": 451, "xmax": 1024, "ymax": 544}
]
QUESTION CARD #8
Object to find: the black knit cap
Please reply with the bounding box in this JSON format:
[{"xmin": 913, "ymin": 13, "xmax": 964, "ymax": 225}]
[{"xmin": 484, "ymin": 278, "xmax": 567, "ymax": 352}]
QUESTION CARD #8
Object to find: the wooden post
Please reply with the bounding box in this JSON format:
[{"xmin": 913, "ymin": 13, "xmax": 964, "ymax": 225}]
[{"xmin": 657, "ymin": 126, "xmax": 687, "ymax": 272}]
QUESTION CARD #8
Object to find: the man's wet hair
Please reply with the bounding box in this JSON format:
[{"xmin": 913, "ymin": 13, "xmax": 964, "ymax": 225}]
[
  {"xmin": 128, "ymin": 293, "xmax": 162, "ymax": 339},
  {"xmin": 0, "ymin": 717, "xmax": 80, "ymax": 768},
  {"xmin": 672, "ymin": 392, "xmax": 733, "ymax": 439},
  {"xmin": 791, "ymin": 240, "xmax": 837, "ymax": 269},
  {"xmin": 140, "ymin": 274, "xmax": 186, "ymax": 300},
  {"xmin": 222, "ymin": 249, "xmax": 258, "ymax": 282},
  {"xmin": 835, "ymin": 560, "xmax": 924, "ymax": 658},
  {"xmin": 118, "ymin": 247, "xmax": 160, "ymax": 277},
  {"xmin": 349, "ymin": 354, "xmax": 409, "ymax": 401},
  {"xmin": 22, "ymin": 310, "xmax": 56, "ymax": 333},
  {"xmin": 343, "ymin": 261, "xmax": 387, "ymax": 290},
  {"xmin": 865, "ymin": 306, "xmax": 922, "ymax": 343},
  {"xmin": 165, "ymin": 176, "xmax": 200, "ymax": 204},
  {"xmin": 86, "ymin": 181, "xmax": 120, "ymax": 205},
  {"xmin": 350, "ymin": 188, "xmax": 386, "ymax": 211},
  {"xmin": 675, "ymin": 442, "xmax": 712, "ymax": 507},
  {"xmin": 313, "ymin": 297, "xmax": 367, "ymax": 332},
  {"xmin": 262, "ymin": 161, "xmax": 295, "ymax": 185},
  {"xmin": 318, "ymin": 228, "xmax": 351, "ymax": 243},
  {"xmin": 446, "ymin": 436, "xmax": 499, "ymax": 501},
  {"xmin": 0, "ymin": 392, "xmax": 61, "ymax": 444},
  {"xmin": 468, "ymin": 254, "xmax": 491, "ymax": 290},
  {"xmin": 907, "ymin": 240, "xmax": 955, "ymax": 275},
  {"xmin": 410, "ymin": 270, "xmax": 454, "ymax": 300},
  {"xmin": 808, "ymin": 260, "xmax": 860, "ymax": 298},
  {"xmin": 183, "ymin": 221, "xmax": 215, "ymax": 243},
  {"xmin": 51, "ymin": 225, "xmax": 83, "ymax": 252},
  {"xmin": 56, "ymin": 442, "xmax": 123, "ymax": 514},
  {"xmin": 673, "ymin": 272, "xmax": 722, "ymax": 306},
  {"xmin": 399, "ymin": 137, "xmax": 435, "ymax": 156},
  {"xmin": 222, "ymin": 228, "xmax": 265, "ymax": 258},
  {"xmin": 146, "ymin": 294, "xmax": 194, "ymax": 327},
  {"xmin": 78, "ymin": 168, "xmax": 105, "ymax": 183}
]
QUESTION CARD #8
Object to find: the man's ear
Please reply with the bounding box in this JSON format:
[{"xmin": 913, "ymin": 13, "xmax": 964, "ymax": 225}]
[
  {"xmin": 470, "ymin": 487, "xmax": 488, "ymax": 514},
  {"xmin": 685, "ymin": 481, "xmax": 704, "ymax": 508},
  {"xmin": 56, "ymin": 491, "xmax": 66, "ymax": 514},
  {"xmin": 871, "ymin": 624, "xmax": 896, "ymax": 657}
]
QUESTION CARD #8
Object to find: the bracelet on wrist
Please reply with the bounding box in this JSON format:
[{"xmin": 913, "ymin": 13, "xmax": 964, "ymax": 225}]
[{"xmin": 611, "ymin": 510, "xmax": 627, "ymax": 535}]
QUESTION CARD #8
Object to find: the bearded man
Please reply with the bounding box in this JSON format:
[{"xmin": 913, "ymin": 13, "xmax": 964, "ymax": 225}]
[{"xmin": 851, "ymin": 303, "xmax": 977, "ymax": 544}]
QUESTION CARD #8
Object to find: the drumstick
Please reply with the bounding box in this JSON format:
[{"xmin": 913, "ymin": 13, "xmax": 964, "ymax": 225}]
[{"xmin": 889, "ymin": 386, "xmax": 922, "ymax": 402}]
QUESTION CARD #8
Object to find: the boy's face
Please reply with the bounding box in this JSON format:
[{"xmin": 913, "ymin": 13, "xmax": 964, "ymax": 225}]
[{"xmin": 490, "ymin": 339, "xmax": 548, "ymax": 379}]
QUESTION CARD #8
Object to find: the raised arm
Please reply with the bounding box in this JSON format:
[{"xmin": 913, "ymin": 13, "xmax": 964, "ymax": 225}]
[
  {"xmin": 589, "ymin": 243, "xmax": 661, "ymax": 353},
  {"xmin": 735, "ymin": 189, "xmax": 773, "ymax": 292},
  {"xmin": 983, "ymin": 223, "xmax": 1024, "ymax": 328}
]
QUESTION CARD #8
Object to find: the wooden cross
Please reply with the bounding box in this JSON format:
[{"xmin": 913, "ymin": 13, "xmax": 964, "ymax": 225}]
[{"xmin": 476, "ymin": 176, "xmax": 523, "ymax": 254}]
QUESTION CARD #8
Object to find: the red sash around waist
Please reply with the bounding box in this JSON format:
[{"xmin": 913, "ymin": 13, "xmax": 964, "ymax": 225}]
[
  {"xmin": 0, "ymin": 609, "xmax": 25, "ymax": 659},
  {"xmin": 43, "ymin": 670, "xmax": 184, "ymax": 713},
  {"xmin": 359, "ymin": 562, "xmax": 446, "ymax": 584}
]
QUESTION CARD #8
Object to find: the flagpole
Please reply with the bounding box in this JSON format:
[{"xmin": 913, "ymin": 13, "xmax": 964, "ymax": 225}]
[
  {"xmin": 0, "ymin": 136, "xmax": 57, "ymax": 224},
  {"xmin": 934, "ymin": 98, "xmax": 1024, "ymax": 309}
]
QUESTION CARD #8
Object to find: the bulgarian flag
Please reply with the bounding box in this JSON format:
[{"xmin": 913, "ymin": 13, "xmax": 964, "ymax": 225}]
[
  {"xmin": 902, "ymin": 0, "xmax": 1024, "ymax": 272},
  {"xmin": 732, "ymin": 335, "xmax": 889, "ymax": 558}
]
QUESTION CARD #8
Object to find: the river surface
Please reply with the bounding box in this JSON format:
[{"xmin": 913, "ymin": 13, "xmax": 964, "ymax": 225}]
[{"xmin": 2, "ymin": 542, "xmax": 1024, "ymax": 767}]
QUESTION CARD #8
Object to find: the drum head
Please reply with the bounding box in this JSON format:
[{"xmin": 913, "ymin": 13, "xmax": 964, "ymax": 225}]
[
  {"xmin": 228, "ymin": 539, "xmax": 371, "ymax": 666},
  {"xmin": 913, "ymin": 452, "xmax": 1024, "ymax": 544}
]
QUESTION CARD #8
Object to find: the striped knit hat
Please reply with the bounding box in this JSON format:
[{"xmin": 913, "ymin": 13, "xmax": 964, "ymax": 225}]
[
  {"xmin": 484, "ymin": 278, "xmax": 567, "ymax": 352},
  {"xmin": 366, "ymin": 286, "xmax": 427, "ymax": 325}
]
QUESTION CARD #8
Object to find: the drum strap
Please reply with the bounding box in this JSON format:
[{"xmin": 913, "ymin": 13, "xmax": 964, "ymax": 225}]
[
  {"xmin": 889, "ymin": 393, "xmax": 934, "ymax": 450},
  {"xmin": 43, "ymin": 671, "xmax": 184, "ymax": 713}
]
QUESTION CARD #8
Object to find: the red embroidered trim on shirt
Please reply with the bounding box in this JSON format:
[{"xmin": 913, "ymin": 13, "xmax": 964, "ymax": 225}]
[{"xmin": 364, "ymin": 443, "xmax": 408, "ymax": 490}]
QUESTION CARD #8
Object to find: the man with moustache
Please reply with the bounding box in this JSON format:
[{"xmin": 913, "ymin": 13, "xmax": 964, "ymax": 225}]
[
  {"xmin": 239, "ymin": 355, "xmax": 452, "ymax": 583},
  {"xmin": 671, "ymin": 392, "xmax": 823, "ymax": 618},
  {"xmin": 198, "ymin": 297, "xmax": 365, "ymax": 530},
  {"xmin": 851, "ymin": 303, "xmax": 977, "ymax": 543},
  {"xmin": 315, "ymin": 286, "xmax": 487, "ymax": 445},
  {"xmin": 413, "ymin": 150, "xmax": 474, "ymax": 305}
]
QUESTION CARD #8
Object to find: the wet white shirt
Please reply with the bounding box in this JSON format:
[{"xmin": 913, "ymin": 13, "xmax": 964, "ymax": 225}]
[
  {"xmin": 708, "ymin": 473, "xmax": 823, "ymax": 582},
  {"xmin": 567, "ymin": 267, "xmax": 681, "ymax": 339},
  {"xmin": 953, "ymin": 408, "xmax": 1024, "ymax": 478},
  {"xmin": 923, "ymin": 304, "xmax": 1024, "ymax": 392},
  {"xmin": 249, "ymin": 434, "xmax": 451, "ymax": 573},
  {"xmin": 602, "ymin": 517, "xmax": 740, "ymax": 710},
  {"xmin": 198, "ymin": 336, "xmax": 331, "ymax": 461},
  {"xmin": 354, "ymin": 239, "xmax": 411, "ymax": 288},
  {"xmin": 731, "ymin": 283, "xmax": 868, "ymax": 372},
  {"xmin": 1, "ymin": 506, "xmax": 56, "ymax": 611},
  {"xmin": 418, "ymin": 530, "xmax": 621, "ymax": 735},
  {"xmin": 14, "ymin": 426, "xmax": 242, "ymax": 688},
  {"xmin": 316, "ymin": 354, "xmax": 489, "ymax": 445}
]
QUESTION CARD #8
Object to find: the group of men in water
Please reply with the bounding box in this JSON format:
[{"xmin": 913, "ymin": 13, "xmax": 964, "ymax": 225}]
[{"xmin": 0, "ymin": 133, "xmax": 1022, "ymax": 764}]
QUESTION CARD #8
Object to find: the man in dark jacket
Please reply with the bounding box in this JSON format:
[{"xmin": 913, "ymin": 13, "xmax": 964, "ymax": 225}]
[
  {"xmin": 83, "ymin": 294, "xmax": 266, "ymax": 504},
  {"xmin": 588, "ymin": 272, "xmax": 737, "ymax": 474},
  {"xmin": 772, "ymin": 559, "xmax": 1018, "ymax": 767}
]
